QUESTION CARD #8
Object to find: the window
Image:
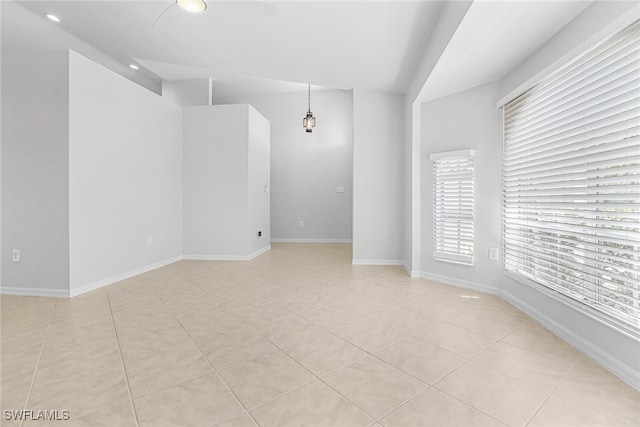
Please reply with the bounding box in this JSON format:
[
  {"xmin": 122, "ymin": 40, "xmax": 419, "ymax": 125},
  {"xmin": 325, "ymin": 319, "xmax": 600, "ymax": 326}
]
[
  {"xmin": 430, "ymin": 149, "xmax": 475, "ymax": 265},
  {"xmin": 503, "ymin": 20, "xmax": 639, "ymax": 330}
]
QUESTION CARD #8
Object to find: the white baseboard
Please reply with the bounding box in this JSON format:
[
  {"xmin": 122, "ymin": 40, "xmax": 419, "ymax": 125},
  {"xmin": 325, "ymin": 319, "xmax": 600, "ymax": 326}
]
[
  {"xmin": 403, "ymin": 263, "xmax": 420, "ymax": 278},
  {"xmin": 352, "ymin": 259, "xmax": 405, "ymax": 266},
  {"xmin": 69, "ymin": 255, "xmax": 183, "ymax": 298},
  {"xmin": 183, "ymin": 245, "xmax": 271, "ymax": 261},
  {"xmin": 0, "ymin": 286, "xmax": 69, "ymax": 298},
  {"xmin": 502, "ymin": 289, "xmax": 640, "ymax": 391},
  {"xmin": 414, "ymin": 270, "xmax": 639, "ymax": 390},
  {"xmin": 271, "ymin": 239, "xmax": 352, "ymax": 243},
  {"xmin": 419, "ymin": 271, "xmax": 499, "ymax": 295}
]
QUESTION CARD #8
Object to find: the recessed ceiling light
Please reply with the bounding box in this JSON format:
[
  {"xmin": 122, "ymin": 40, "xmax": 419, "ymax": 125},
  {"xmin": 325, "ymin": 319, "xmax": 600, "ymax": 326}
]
[
  {"xmin": 129, "ymin": 64, "xmax": 139, "ymax": 70},
  {"xmin": 45, "ymin": 14, "xmax": 60, "ymax": 22},
  {"xmin": 176, "ymin": 0, "xmax": 207, "ymax": 13}
]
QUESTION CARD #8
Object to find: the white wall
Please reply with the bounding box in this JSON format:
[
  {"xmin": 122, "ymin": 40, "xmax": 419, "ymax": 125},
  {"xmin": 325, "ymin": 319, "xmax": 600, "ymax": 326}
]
[
  {"xmin": 68, "ymin": 51, "xmax": 183, "ymax": 293},
  {"xmin": 352, "ymin": 89, "xmax": 405, "ymax": 264},
  {"xmin": 1, "ymin": 51, "xmax": 70, "ymax": 295},
  {"xmin": 162, "ymin": 79, "xmax": 213, "ymax": 107},
  {"xmin": 183, "ymin": 105, "xmax": 249, "ymax": 257},
  {"xmin": 403, "ymin": 0, "xmax": 473, "ymax": 274},
  {"xmin": 498, "ymin": 0, "xmax": 639, "ymax": 107},
  {"xmin": 420, "ymin": 81, "xmax": 502, "ymax": 291},
  {"xmin": 213, "ymin": 90, "xmax": 353, "ymax": 242},
  {"xmin": 182, "ymin": 104, "xmax": 270, "ymax": 259},
  {"xmin": 248, "ymin": 108, "xmax": 271, "ymax": 254},
  {"xmin": 1, "ymin": 1, "xmax": 160, "ymax": 94}
]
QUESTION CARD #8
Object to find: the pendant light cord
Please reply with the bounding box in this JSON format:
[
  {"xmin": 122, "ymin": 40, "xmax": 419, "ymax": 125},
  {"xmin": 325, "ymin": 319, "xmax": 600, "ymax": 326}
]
[
  {"xmin": 308, "ymin": 84, "xmax": 311, "ymax": 113},
  {"xmin": 152, "ymin": 2, "xmax": 175, "ymax": 27}
]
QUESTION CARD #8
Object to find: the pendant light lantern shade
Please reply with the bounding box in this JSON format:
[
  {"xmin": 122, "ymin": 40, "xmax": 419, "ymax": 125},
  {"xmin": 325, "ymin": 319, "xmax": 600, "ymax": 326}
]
[
  {"xmin": 303, "ymin": 84, "xmax": 316, "ymax": 133},
  {"xmin": 303, "ymin": 112, "xmax": 315, "ymax": 133}
]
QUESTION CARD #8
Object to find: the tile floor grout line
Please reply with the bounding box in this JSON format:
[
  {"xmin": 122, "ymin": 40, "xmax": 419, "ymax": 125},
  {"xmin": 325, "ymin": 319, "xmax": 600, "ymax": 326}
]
[
  {"xmin": 541, "ymin": 354, "xmax": 605, "ymax": 413},
  {"xmin": 323, "ymin": 327, "xmax": 434, "ymax": 388},
  {"xmin": 551, "ymin": 353, "xmax": 584, "ymax": 395},
  {"xmin": 450, "ymin": 353, "xmax": 557, "ymax": 397},
  {"xmin": 523, "ymin": 393, "xmax": 552, "ymax": 427},
  {"xmin": 129, "ymin": 371, "xmax": 216, "ymax": 400},
  {"xmin": 156, "ymin": 294, "xmax": 262, "ymax": 427},
  {"xmin": 373, "ymin": 386, "xmax": 433, "ymax": 424},
  {"xmin": 17, "ymin": 298, "xmax": 58, "ymax": 427},
  {"xmin": 106, "ymin": 292, "xmax": 141, "ymax": 427},
  {"xmin": 430, "ymin": 383, "xmax": 511, "ymax": 426},
  {"xmin": 251, "ymin": 321, "xmax": 435, "ymax": 424},
  {"xmin": 5, "ymin": 246, "xmax": 630, "ymax": 426},
  {"xmin": 248, "ymin": 326, "xmax": 377, "ymax": 423}
]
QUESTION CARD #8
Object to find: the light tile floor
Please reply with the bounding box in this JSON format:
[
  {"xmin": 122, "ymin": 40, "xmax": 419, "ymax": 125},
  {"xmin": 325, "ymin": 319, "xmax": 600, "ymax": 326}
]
[{"xmin": 1, "ymin": 243, "xmax": 638, "ymax": 427}]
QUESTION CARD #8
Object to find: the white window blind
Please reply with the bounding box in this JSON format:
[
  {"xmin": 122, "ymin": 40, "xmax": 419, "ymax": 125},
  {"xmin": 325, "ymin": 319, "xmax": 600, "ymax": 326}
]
[
  {"xmin": 503, "ymin": 20, "xmax": 640, "ymax": 330},
  {"xmin": 431, "ymin": 149, "xmax": 475, "ymax": 265}
]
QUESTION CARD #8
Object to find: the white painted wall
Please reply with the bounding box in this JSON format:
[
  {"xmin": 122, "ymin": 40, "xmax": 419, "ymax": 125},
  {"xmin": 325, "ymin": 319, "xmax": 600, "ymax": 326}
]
[
  {"xmin": 352, "ymin": 89, "xmax": 405, "ymax": 264},
  {"xmin": 183, "ymin": 105, "xmax": 248, "ymax": 257},
  {"xmin": 1, "ymin": 51, "xmax": 70, "ymax": 295},
  {"xmin": 248, "ymin": 108, "xmax": 271, "ymax": 254},
  {"xmin": 182, "ymin": 104, "xmax": 270, "ymax": 259},
  {"xmin": 162, "ymin": 79, "xmax": 213, "ymax": 107},
  {"xmin": 498, "ymin": 0, "xmax": 640, "ymax": 107},
  {"xmin": 1, "ymin": 1, "xmax": 160, "ymax": 94},
  {"xmin": 420, "ymin": 81, "xmax": 502, "ymax": 291},
  {"xmin": 403, "ymin": 0, "xmax": 473, "ymax": 274},
  {"xmin": 68, "ymin": 51, "xmax": 183, "ymax": 293},
  {"xmin": 213, "ymin": 90, "xmax": 353, "ymax": 242}
]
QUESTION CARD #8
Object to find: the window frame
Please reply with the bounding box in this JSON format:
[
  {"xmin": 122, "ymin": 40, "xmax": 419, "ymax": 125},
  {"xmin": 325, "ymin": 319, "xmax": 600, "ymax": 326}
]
[
  {"xmin": 430, "ymin": 149, "xmax": 476, "ymax": 266},
  {"xmin": 501, "ymin": 20, "xmax": 640, "ymax": 334}
]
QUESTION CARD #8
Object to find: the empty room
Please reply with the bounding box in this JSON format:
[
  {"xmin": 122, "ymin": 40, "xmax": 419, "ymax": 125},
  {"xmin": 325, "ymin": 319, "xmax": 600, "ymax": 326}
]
[{"xmin": 1, "ymin": 0, "xmax": 639, "ymax": 426}]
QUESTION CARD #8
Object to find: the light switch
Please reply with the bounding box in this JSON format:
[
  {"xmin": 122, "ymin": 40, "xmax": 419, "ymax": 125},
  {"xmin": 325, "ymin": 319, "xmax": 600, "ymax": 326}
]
[
  {"xmin": 12, "ymin": 249, "xmax": 20, "ymax": 263},
  {"xmin": 337, "ymin": 186, "xmax": 345, "ymax": 193}
]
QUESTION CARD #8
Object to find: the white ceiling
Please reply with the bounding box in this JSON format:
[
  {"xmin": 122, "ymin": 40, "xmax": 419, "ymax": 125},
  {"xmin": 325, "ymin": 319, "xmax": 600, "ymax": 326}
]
[
  {"xmin": 14, "ymin": 0, "xmax": 444, "ymax": 95},
  {"xmin": 6, "ymin": 0, "xmax": 600, "ymax": 99},
  {"xmin": 419, "ymin": 0, "xmax": 593, "ymax": 102}
]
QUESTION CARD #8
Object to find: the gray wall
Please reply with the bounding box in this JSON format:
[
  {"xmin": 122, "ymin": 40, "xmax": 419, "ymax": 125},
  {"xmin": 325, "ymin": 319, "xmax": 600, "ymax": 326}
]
[
  {"xmin": 213, "ymin": 90, "xmax": 353, "ymax": 242},
  {"xmin": 1, "ymin": 51, "xmax": 70, "ymax": 295}
]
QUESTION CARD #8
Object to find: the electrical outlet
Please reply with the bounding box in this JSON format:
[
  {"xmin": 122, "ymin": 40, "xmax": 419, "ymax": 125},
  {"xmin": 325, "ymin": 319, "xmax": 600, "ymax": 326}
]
[
  {"xmin": 299, "ymin": 221, "xmax": 304, "ymax": 228},
  {"xmin": 147, "ymin": 236, "xmax": 153, "ymax": 246},
  {"xmin": 257, "ymin": 228, "xmax": 262, "ymax": 237},
  {"xmin": 489, "ymin": 247, "xmax": 499, "ymax": 261},
  {"xmin": 12, "ymin": 249, "xmax": 20, "ymax": 263}
]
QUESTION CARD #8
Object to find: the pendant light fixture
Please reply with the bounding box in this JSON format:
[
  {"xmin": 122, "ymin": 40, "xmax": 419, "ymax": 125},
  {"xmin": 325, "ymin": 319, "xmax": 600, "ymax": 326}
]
[
  {"xmin": 303, "ymin": 84, "xmax": 316, "ymax": 133},
  {"xmin": 176, "ymin": 0, "xmax": 207, "ymax": 13}
]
